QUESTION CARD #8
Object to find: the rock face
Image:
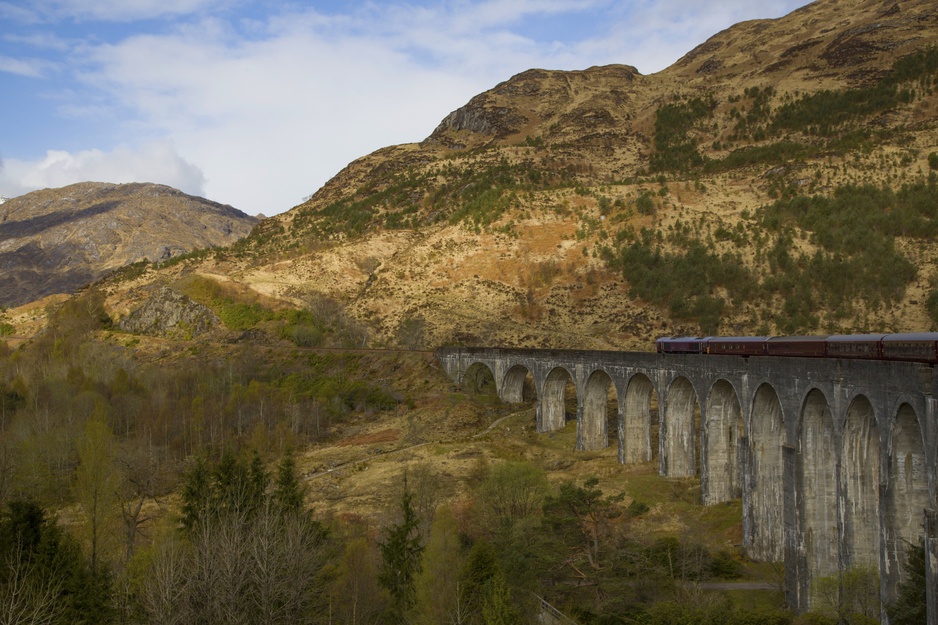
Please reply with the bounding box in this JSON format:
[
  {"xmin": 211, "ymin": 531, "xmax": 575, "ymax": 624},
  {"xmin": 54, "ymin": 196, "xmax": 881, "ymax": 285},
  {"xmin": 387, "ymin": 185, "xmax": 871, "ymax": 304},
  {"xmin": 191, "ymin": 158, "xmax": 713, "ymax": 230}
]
[
  {"xmin": 0, "ymin": 182, "xmax": 257, "ymax": 308},
  {"xmin": 118, "ymin": 286, "xmax": 219, "ymax": 338}
]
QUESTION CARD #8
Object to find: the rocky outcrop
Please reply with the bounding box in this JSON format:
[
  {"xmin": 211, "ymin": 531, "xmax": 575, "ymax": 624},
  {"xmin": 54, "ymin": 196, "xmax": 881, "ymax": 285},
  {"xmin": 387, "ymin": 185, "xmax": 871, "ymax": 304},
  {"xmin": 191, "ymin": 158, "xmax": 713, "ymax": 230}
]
[{"xmin": 118, "ymin": 286, "xmax": 219, "ymax": 338}]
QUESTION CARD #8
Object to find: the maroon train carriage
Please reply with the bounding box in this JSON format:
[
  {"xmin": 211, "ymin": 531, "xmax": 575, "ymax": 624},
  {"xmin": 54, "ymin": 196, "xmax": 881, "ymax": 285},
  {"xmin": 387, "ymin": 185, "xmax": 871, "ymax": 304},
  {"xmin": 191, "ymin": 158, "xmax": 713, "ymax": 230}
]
[
  {"xmin": 764, "ymin": 335, "xmax": 830, "ymax": 358},
  {"xmin": 826, "ymin": 334, "xmax": 886, "ymax": 360},
  {"xmin": 656, "ymin": 333, "xmax": 938, "ymax": 363},
  {"xmin": 880, "ymin": 333, "xmax": 938, "ymax": 363},
  {"xmin": 705, "ymin": 336, "xmax": 768, "ymax": 356}
]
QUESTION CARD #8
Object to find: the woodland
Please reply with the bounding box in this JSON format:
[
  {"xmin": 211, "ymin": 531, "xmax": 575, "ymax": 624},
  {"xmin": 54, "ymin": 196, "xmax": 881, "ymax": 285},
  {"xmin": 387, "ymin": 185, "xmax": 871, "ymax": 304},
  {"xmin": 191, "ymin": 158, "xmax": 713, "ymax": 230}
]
[{"xmin": 0, "ymin": 287, "xmax": 927, "ymax": 625}]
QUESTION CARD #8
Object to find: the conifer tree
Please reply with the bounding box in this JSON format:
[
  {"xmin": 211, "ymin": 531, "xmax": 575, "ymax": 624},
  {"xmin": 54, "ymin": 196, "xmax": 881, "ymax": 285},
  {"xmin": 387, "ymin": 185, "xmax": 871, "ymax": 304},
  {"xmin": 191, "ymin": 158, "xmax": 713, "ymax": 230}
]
[
  {"xmin": 887, "ymin": 539, "xmax": 927, "ymax": 625},
  {"xmin": 273, "ymin": 448, "xmax": 305, "ymax": 515},
  {"xmin": 481, "ymin": 569, "xmax": 520, "ymax": 625},
  {"xmin": 379, "ymin": 480, "xmax": 424, "ymax": 620}
]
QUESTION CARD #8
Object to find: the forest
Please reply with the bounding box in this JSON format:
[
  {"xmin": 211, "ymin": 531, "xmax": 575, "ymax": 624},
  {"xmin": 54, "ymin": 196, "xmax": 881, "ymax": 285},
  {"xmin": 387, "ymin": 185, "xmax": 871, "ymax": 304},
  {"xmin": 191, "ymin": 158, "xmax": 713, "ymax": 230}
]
[{"xmin": 0, "ymin": 287, "xmax": 927, "ymax": 625}]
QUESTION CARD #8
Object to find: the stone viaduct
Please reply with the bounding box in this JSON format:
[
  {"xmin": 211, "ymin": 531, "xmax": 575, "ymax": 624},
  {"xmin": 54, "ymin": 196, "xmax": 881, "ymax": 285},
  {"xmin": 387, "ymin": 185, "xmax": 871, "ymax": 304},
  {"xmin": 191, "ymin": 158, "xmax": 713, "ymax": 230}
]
[{"xmin": 437, "ymin": 346, "xmax": 938, "ymax": 620}]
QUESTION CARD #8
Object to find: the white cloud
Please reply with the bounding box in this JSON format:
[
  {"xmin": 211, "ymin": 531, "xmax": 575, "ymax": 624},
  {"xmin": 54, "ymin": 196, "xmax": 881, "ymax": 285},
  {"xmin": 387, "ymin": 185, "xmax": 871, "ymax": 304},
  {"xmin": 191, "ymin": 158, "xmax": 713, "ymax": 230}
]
[
  {"xmin": 30, "ymin": 0, "xmax": 231, "ymax": 22},
  {"xmin": 0, "ymin": 54, "xmax": 55, "ymax": 77},
  {"xmin": 2, "ymin": 0, "xmax": 812, "ymax": 214},
  {"xmin": 0, "ymin": 141, "xmax": 205, "ymax": 198}
]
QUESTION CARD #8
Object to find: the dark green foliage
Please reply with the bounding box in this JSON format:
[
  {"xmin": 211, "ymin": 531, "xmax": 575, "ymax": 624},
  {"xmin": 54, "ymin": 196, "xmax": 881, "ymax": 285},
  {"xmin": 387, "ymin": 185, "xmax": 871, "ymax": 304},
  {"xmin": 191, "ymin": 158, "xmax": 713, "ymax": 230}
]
[
  {"xmin": 709, "ymin": 550, "xmax": 743, "ymax": 579},
  {"xmin": 379, "ymin": 482, "xmax": 424, "ymax": 618},
  {"xmin": 886, "ymin": 540, "xmax": 927, "ymax": 625},
  {"xmin": 635, "ymin": 192, "xmax": 656, "ymax": 215},
  {"xmin": 602, "ymin": 229, "xmax": 753, "ymax": 334},
  {"xmin": 279, "ymin": 365, "xmax": 399, "ymax": 414},
  {"xmin": 0, "ymin": 500, "xmax": 112, "ymax": 624},
  {"xmin": 760, "ymin": 181, "xmax": 933, "ymax": 308},
  {"xmin": 626, "ymin": 500, "xmax": 650, "ymax": 517},
  {"xmin": 283, "ymin": 157, "xmax": 578, "ymax": 245},
  {"xmin": 929, "ymin": 152, "xmax": 938, "ymax": 171},
  {"xmin": 772, "ymin": 47, "xmax": 937, "ymax": 137},
  {"xmin": 272, "ymin": 448, "xmax": 305, "ymax": 515},
  {"xmin": 704, "ymin": 141, "xmax": 810, "ymax": 173},
  {"xmin": 459, "ymin": 539, "xmax": 501, "ymax": 624},
  {"xmin": 644, "ymin": 601, "xmax": 792, "ymax": 625},
  {"xmin": 650, "ymin": 97, "xmax": 713, "ymax": 173},
  {"xmin": 542, "ymin": 477, "xmax": 625, "ymax": 580},
  {"xmin": 179, "ymin": 449, "xmax": 268, "ymax": 533},
  {"xmin": 151, "ymin": 451, "xmax": 332, "ymax": 624},
  {"xmin": 926, "ymin": 288, "xmax": 938, "ymax": 325},
  {"xmin": 481, "ymin": 569, "xmax": 521, "ymax": 625},
  {"xmin": 603, "ymin": 175, "xmax": 937, "ymax": 333}
]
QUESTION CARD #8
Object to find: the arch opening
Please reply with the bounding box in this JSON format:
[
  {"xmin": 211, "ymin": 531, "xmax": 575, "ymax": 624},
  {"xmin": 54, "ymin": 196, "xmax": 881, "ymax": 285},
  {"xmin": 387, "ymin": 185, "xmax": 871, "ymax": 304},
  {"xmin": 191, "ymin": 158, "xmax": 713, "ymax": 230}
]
[
  {"xmin": 621, "ymin": 373, "xmax": 659, "ymax": 467},
  {"xmin": 842, "ymin": 395, "xmax": 880, "ymax": 570},
  {"xmin": 663, "ymin": 377, "xmax": 698, "ymax": 478},
  {"xmin": 886, "ymin": 403, "xmax": 930, "ymax": 596},
  {"xmin": 501, "ymin": 364, "xmax": 536, "ymax": 404},
  {"xmin": 749, "ymin": 383, "xmax": 785, "ymax": 562},
  {"xmin": 703, "ymin": 379, "xmax": 743, "ymax": 505},
  {"xmin": 800, "ymin": 389, "xmax": 838, "ymax": 580},
  {"xmin": 463, "ymin": 362, "xmax": 497, "ymax": 396},
  {"xmin": 538, "ymin": 367, "xmax": 576, "ymax": 433},
  {"xmin": 580, "ymin": 369, "xmax": 617, "ymax": 452}
]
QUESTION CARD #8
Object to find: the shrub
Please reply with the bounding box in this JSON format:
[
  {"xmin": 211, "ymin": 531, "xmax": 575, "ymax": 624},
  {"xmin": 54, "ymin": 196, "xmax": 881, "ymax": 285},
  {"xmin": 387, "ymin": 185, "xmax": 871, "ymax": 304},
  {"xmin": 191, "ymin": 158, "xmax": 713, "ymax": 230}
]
[{"xmin": 927, "ymin": 289, "xmax": 938, "ymax": 325}]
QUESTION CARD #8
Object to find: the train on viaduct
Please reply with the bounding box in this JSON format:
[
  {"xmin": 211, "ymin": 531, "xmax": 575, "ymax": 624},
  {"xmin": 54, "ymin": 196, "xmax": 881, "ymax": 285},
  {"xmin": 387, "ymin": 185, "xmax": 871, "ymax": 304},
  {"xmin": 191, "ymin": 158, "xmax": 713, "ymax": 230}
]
[{"xmin": 436, "ymin": 343, "xmax": 938, "ymax": 622}]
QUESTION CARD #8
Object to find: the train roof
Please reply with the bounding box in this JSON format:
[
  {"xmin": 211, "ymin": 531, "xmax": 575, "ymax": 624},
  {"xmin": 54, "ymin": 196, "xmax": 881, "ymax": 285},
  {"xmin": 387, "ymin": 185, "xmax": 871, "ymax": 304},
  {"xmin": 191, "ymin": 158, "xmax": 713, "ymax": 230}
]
[
  {"xmin": 882, "ymin": 333, "xmax": 938, "ymax": 341},
  {"xmin": 766, "ymin": 335, "xmax": 829, "ymax": 343},
  {"xmin": 827, "ymin": 334, "xmax": 887, "ymax": 342},
  {"xmin": 707, "ymin": 336, "xmax": 769, "ymax": 342}
]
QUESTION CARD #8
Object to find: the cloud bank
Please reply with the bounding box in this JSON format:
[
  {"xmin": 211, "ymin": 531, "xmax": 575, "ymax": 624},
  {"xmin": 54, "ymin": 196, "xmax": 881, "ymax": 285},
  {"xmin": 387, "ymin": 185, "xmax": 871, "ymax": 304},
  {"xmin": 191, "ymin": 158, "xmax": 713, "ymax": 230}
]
[
  {"xmin": 0, "ymin": 141, "xmax": 205, "ymax": 198},
  {"xmin": 0, "ymin": 0, "xmax": 808, "ymax": 214}
]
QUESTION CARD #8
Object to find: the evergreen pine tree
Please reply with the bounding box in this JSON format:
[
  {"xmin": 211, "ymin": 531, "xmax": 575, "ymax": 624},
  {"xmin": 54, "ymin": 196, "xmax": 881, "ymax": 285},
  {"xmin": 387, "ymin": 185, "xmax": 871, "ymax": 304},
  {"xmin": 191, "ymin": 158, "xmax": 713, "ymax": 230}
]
[
  {"xmin": 273, "ymin": 448, "xmax": 305, "ymax": 515},
  {"xmin": 887, "ymin": 539, "xmax": 927, "ymax": 625},
  {"xmin": 379, "ymin": 480, "xmax": 424, "ymax": 620},
  {"xmin": 179, "ymin": 455, "xmax": 210, "ymax": 533},
  {"xmin": 481, "ymin": 569, "xmax": 520, "ymax": 625}
]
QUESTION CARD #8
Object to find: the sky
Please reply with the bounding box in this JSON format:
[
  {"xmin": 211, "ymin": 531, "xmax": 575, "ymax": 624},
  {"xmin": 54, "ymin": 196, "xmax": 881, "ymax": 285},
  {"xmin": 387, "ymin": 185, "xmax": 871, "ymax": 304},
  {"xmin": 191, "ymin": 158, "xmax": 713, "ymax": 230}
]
[{"xmin": 0, "ymin": 0, "xmax": 810, "ymax": 216}]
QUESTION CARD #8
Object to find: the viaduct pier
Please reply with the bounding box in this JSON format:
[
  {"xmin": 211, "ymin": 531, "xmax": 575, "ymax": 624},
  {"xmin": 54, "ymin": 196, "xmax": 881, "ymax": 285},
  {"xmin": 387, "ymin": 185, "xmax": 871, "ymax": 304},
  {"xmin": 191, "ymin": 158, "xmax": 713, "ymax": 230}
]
[{"xmin": 437, "ymin": 346, "xmax": 938, "ymax": 620}]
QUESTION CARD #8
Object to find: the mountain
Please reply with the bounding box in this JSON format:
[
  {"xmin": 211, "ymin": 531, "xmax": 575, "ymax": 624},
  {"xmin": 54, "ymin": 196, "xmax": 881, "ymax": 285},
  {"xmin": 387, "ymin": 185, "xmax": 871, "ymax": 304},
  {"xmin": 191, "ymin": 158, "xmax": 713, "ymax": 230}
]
[
  {"xmin": 20, "ymin": 0, "xmax": 938, "ymax": 350},
  {"xmin": 0, "ymin": 182, "xmax": 257, "ymax": 308}
]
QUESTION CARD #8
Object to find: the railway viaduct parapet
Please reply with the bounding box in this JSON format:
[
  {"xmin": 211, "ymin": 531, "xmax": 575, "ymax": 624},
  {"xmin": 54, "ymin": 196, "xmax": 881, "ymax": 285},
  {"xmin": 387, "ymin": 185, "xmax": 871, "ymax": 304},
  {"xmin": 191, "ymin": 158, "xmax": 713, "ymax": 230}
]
[{"xmin": 436, "ymin": 346, "xmax": 938, "ymax": 620}]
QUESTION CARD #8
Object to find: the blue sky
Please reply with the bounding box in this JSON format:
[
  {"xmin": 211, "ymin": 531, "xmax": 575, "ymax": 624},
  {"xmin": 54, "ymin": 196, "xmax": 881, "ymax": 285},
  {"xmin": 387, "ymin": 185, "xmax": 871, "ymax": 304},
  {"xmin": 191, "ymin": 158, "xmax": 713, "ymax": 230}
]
[{"xmin": 0, "ymin": 0, "xmax": 809, "ymax": 216}]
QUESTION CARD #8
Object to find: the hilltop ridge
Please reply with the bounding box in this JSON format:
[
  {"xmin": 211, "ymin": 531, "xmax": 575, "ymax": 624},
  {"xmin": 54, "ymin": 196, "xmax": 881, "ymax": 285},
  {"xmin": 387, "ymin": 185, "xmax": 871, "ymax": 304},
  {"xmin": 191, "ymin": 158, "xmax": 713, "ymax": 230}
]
[{"xmin": 0, "ymin": 181, "xmax": 257, "ymax": 308}]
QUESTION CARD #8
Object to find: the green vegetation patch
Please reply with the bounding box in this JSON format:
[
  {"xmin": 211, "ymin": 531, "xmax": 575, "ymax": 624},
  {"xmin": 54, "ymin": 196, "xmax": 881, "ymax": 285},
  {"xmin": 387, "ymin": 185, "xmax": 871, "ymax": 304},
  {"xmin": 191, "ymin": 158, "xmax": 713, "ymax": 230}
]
[
  {"xmin": 603, "ymin": 176, "xmax": 937, "ymax": 334},
  {"xmin": 773, "ymin": 47, "xmax": 938, "ymax": 137},
  {"xmin": 603, "ymin": 229, "xmax": 752, "ymax": 334},
  {"xmin": 651, "ymin": 48, "xmax": 938, "ymax": 176},
  {"xmin": 649, "ymin": 97, "xmax": 713, "ymax": 174}
]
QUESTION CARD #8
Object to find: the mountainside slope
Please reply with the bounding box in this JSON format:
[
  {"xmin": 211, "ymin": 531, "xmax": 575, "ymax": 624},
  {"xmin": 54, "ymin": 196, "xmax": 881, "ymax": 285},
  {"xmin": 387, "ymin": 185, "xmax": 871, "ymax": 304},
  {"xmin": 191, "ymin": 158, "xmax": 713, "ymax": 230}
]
[
  {"xmin": 0, "ymin": 182, "xmax": 257, "ymax": 308},
  {"xmin": 31, "ymin": 0, "xmax": 938, "ymax": 352}
]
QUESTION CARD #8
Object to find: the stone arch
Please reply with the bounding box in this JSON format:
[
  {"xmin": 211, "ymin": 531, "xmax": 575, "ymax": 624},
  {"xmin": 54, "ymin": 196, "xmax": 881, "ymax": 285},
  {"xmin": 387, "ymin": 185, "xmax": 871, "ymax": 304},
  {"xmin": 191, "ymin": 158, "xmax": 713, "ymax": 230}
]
[
  {"xmin": 580, "ymin": 369, "xmax": 616, "ymax": 451},
  {"xmin": 538, "ymin": 366, "xmax": 575, "ymax": 433},
  {"xmin": 842, "ymin": 395, "xmax": 881, "ymax": 570},
  {"xmin": 463, "ymin": 362, "xmax": 497, "ymax": 396},
  {"xmin": 662, "ymin": 376, "xmax": 698, "ymax": 478},
  {"xmin": 703, "ymin": 379, "xmax": 743, "ymax": 505},
  {"xmin": 748, "ymin": 383, "xmax": 785, "ymax": 562},
  {"xmin": 501, "ymin": 364, "xmax": 535, "ymax": 404},
  {"xmin": 885, "ymin": 402, "xmax": 930, "ymax": 596},
  {"xmin": 621, "ymin": 373, "xmax": 658, "ymax": 466},
  {"xmin": 799, "ymin": 388, "xmax": 838, "ymax": 579}
]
